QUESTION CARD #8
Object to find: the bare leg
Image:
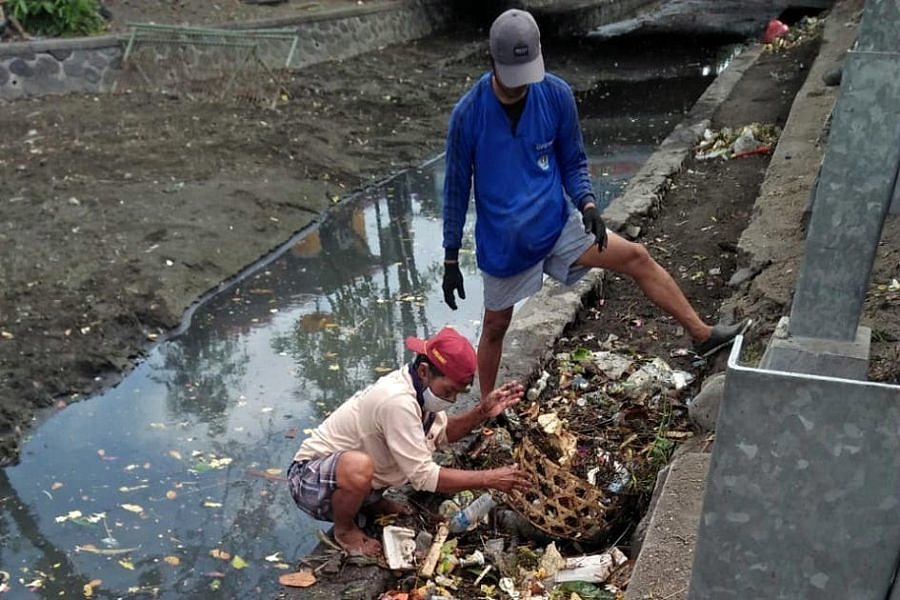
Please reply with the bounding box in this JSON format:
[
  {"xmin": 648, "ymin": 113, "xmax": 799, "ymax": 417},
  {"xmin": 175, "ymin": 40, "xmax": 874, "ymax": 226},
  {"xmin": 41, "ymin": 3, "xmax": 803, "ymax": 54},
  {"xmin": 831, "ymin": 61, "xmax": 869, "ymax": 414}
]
[
  {"xmin": 576, "ymin": 232, "xmax": 713, "ymax": 343},
  {"xmin": 478, "ymin": 306, "xmax": 514, "ymax": 399},
  {"xmin": 332, "ymin": 451, "xmax": 381, "ymax": 556}
]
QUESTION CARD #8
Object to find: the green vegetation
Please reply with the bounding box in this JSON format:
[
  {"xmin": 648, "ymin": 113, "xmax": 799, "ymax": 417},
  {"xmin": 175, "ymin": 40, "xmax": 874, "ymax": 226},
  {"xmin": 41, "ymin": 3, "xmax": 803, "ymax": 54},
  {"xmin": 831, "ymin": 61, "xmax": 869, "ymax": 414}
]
[
  {"xmin": 630, "ymin": 399, "xmax": 675, "ymax": 493},
  {"xmin": 9, "ymin": 0, "xmax": 105, "ymax": 37}
]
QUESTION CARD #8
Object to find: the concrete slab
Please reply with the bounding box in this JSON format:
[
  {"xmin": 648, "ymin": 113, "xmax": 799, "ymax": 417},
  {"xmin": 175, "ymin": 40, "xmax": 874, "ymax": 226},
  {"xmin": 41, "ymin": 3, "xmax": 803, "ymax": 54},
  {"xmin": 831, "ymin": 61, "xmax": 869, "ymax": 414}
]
[
  {"xmin": 625, "ymin": 453, "xmax": 711, "ymax": 600},
  {"xmin": 788, "ymin": 48, "xmax": 900, "ymax": 340},
  {"xmin": 689, "ymin": 338, "xmax": 900, "ymax": 599}
]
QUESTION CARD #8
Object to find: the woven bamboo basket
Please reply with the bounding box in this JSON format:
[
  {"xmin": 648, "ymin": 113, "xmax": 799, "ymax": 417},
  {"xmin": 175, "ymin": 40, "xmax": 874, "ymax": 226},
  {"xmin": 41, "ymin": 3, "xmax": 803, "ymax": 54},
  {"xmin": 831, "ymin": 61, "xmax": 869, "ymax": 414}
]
[{"xmin": 505, "ymin": 436, "xmax": 618, "ymax": 542}]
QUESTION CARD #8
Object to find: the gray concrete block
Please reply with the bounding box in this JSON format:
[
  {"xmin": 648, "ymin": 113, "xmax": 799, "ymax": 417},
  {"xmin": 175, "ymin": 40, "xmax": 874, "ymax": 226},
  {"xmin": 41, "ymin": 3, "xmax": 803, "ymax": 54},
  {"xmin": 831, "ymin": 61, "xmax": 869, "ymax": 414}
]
[
  {"xmin": 687, "ymin": 372, "xmax": 726, "ymax": 431},
  {"xmin": 788, "ymin": 51, "xmax": 900, "ymax": 339},
  {"xmin": 689, "ymin": 340, "xmax": 900, "ymax": 599},
  {"xmin": 626, "ymin": 453, "xmax": 710, "ymax": 600},
  {"xmin": 0, "ymin": 67, "xmax": 7, "ymax": 87},
  {"xmin": 761, "ymin": 316, "xmax": 871, "ymax": 380}
]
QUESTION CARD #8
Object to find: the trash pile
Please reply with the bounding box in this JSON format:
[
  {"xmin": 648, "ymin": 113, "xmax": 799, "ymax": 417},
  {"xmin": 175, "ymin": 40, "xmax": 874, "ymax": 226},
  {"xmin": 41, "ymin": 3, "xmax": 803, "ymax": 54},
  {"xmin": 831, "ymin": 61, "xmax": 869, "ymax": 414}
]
[
  {"xmin": 280, "ymin": 334, "xmax": 698, "ymax": 598},
  {"xmin": 763, "ymin": 16, "xmax": 823, "ymax": 52},
  {"xmin": 374, "ymin": 335, "xmax": 694, "ymax": 598},
  {"xmin": 377, "ymin": 531, "xmax": 631, "ymax": 600},
  {"xmin": 498, "ymin": 335, "xmax": 696, "ymax": 538},
  {"xmin": 695, "ymin": 123, "xmax": 781, "ymax": 161}
]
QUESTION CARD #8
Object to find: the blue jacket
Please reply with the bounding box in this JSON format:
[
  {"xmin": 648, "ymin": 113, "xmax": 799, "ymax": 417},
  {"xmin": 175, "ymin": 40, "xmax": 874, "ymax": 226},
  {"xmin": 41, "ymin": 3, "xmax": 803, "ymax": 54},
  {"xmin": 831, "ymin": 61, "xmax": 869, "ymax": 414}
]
[{"xmin": 443, "ymin": 72, "xmax": 595, "ymax": 277}]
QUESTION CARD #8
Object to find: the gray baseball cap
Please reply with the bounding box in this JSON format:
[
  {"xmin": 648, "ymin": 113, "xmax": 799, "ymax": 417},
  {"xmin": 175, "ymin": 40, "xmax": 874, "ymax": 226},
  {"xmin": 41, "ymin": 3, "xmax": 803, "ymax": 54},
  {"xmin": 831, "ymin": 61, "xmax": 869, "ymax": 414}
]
[{"xmin": 489, "ymin": 9, "xmax": 545, "ymax": 88}]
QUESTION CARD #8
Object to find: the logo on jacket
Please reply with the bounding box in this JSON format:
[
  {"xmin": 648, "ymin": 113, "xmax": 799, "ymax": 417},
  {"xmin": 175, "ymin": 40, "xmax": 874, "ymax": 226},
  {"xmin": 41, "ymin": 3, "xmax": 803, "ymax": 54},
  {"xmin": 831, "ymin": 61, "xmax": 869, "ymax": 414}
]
[{"xmin": 537, "ymin": 154, "xmax": 550, "ymax": 171}]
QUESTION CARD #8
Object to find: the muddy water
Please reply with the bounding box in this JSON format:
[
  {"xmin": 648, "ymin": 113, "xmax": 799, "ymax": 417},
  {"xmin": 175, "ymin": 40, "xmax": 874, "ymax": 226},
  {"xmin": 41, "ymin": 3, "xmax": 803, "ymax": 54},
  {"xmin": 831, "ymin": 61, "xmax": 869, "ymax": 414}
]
[{"xmin": 0, "ymin": 39, "xmax": 739, "ymax": 599}]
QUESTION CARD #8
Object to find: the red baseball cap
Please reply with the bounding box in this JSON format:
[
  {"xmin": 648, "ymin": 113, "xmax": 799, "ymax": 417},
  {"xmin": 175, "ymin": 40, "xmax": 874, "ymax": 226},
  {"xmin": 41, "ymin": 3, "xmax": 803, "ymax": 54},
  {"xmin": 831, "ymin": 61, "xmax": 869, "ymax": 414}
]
[{"xmin": 405, "ymin": 327, "xmax": 476, "ymax": 385}]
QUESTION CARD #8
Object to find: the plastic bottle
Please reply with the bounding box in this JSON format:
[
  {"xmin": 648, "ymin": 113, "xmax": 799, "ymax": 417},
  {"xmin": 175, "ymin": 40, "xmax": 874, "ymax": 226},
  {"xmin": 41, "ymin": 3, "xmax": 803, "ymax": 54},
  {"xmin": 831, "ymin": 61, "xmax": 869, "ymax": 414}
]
[
  {"xmin": 526, "ymin": 370, "xmax": 550, "ymax": 401},
  {"xmin": 448, "ymin": 492, "xmax": 496, "ymax": 533}
]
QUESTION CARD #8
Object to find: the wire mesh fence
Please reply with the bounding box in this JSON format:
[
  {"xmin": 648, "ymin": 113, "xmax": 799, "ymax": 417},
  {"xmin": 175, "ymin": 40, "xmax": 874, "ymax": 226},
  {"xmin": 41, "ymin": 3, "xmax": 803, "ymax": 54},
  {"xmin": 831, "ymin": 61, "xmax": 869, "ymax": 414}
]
[{"xmin": 115, "ymin": 24, "xmax": 300, "ymax": 107}]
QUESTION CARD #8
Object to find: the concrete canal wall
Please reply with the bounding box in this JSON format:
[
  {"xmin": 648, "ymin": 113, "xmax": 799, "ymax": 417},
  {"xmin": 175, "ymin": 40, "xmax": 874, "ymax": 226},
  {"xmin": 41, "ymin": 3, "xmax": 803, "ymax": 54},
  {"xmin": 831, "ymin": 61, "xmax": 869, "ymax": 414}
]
[{"xmin": 0, "ymin": 0, "xmax": 453, "ymax": 101}]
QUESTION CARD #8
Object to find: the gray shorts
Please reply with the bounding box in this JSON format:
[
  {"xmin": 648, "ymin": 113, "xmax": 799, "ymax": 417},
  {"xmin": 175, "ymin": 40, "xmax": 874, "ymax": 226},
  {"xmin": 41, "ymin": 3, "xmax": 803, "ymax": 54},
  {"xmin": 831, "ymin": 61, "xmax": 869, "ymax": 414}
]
[{"xmin": 483, "ymin": 208, "xmax": 596, "ymax": 311}]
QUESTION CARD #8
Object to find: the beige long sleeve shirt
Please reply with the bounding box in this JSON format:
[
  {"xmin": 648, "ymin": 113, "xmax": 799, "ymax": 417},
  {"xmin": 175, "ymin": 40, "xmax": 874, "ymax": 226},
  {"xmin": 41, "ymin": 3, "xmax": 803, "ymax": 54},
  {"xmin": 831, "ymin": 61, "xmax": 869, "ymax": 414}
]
[{"xmin": 293, "ymin": 365, "xmax": 449, "ymax": 492}]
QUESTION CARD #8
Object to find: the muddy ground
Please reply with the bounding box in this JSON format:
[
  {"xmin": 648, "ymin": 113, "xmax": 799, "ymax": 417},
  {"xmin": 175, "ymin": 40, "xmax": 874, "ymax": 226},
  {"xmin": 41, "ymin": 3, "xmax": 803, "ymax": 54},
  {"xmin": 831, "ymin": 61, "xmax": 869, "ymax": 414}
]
[{"xmin": 1, "ymin": 2, "xmax": 898, "ymax": 468}]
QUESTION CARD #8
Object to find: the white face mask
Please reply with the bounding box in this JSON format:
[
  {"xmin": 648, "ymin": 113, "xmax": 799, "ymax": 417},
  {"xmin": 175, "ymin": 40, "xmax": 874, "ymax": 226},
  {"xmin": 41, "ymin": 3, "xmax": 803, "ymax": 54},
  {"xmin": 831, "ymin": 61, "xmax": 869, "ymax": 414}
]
[{"xmin": 422, "ymin": 387, "xmax": 454, "ymax": 413}]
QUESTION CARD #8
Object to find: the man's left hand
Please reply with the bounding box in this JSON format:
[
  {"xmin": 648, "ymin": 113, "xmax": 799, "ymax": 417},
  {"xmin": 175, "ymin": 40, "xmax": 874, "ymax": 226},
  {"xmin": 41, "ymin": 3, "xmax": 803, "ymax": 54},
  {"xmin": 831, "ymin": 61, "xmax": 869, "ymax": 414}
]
[
  {"xmin": 582, "ymin": 204, "xmax": 608, "ymax": 252},
  {"xmin": 478, "ymin": 381, "xmax": 524, "ymax": 419}
]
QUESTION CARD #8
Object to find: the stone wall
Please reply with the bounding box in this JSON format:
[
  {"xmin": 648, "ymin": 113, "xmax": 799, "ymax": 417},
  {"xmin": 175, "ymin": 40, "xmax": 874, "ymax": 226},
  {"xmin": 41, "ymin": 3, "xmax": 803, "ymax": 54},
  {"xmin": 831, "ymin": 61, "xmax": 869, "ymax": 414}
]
[
  {"xmin": 0, "ymin": 36, "xmax": 122, "ymax": 99},
  {"xmin": 0, "ymin": 0, "xmax": 453, "ymax": 101}
]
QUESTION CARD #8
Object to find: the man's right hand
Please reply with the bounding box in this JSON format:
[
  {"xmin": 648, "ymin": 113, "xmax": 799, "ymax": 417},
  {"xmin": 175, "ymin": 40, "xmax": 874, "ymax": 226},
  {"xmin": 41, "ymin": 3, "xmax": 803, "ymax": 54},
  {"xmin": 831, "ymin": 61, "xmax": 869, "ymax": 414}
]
[
  {"xmin": 485, "ymin": 465, "xmax": 532, "ymax": 494},
  {"xmin": 442, "ymin": 261, "xmax": 465, "ymax": 310},
  {"xmin": 581, "ymin": 204, "xmax": 608, "ymax": 252}
]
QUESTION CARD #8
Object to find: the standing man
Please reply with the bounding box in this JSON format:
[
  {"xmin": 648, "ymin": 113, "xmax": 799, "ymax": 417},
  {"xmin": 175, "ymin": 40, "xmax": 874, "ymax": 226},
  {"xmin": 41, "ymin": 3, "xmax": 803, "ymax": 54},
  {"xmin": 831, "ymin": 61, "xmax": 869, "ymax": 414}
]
[
  {"xmin": 441, "ymin": 8, "xmax": 748, "ymax": 400},
  {"xmin": 289, "ymin": 326, "xmax": 531, "ymax": 556}
]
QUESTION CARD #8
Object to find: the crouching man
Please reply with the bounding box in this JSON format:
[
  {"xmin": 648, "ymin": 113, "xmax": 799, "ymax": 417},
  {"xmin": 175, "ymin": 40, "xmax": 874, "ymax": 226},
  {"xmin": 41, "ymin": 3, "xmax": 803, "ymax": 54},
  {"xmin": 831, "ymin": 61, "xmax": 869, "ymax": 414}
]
[{"xmin": 288, "ymin": 326, "xmax": 531, "ymax": 556}]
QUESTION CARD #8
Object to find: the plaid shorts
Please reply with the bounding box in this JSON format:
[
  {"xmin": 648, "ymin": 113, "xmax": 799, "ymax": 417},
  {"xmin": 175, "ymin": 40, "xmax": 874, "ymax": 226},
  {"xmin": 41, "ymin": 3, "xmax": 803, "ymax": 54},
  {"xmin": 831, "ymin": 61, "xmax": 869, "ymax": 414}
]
[{"xmin": 287, "ymin": 454, "xmax": 382, "ymax": 522}]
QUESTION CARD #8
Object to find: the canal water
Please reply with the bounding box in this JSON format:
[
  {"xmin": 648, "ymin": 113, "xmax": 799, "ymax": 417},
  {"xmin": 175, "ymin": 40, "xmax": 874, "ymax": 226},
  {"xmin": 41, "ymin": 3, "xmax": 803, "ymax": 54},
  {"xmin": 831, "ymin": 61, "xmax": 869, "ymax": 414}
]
[{"xmin": 0, "ymin": 37, "xmax": 740, "ymax": 599}]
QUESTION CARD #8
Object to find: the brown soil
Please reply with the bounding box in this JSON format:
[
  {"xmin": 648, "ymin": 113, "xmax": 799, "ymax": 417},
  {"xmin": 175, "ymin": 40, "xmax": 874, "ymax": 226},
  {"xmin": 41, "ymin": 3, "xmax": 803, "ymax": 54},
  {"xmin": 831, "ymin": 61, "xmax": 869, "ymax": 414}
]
[{"xmin": 1, "ymin": 2, "xmax": 898, "ymax": 470}]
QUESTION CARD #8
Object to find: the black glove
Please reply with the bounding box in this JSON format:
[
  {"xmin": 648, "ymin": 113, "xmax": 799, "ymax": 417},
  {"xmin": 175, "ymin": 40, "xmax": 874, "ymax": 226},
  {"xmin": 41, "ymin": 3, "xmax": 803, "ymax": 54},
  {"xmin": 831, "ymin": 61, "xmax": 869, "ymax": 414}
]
[
  {"xmin": 582, "ymin": 205, "xmax": 608, "ymax": 252},
  {"xmin": 442, "ymin": 262, "xmax": 465, "ymax": 310}
]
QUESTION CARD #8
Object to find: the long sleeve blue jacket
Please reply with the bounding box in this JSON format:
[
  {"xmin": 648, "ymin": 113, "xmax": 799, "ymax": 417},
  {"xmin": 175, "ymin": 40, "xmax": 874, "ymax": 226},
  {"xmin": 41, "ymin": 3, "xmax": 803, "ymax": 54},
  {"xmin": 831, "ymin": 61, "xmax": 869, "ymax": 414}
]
[{"xmin": 442, "ymin": 72, "xmax": 595, "ymax": 277}]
